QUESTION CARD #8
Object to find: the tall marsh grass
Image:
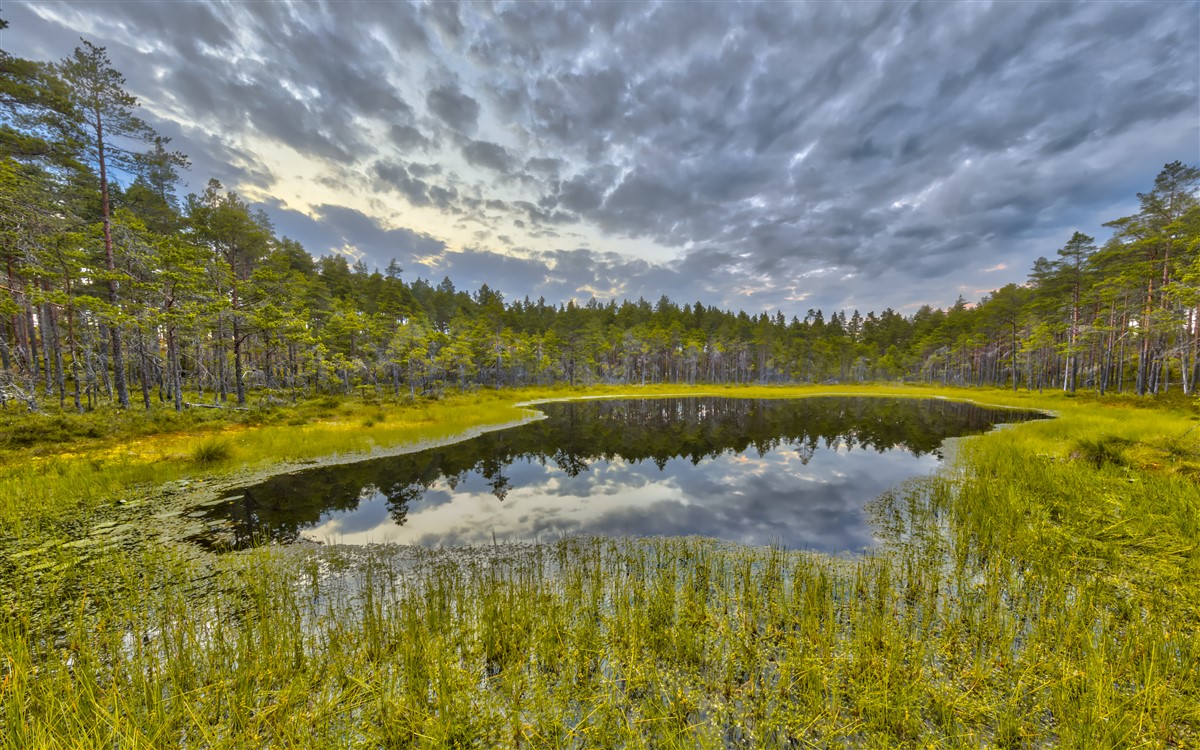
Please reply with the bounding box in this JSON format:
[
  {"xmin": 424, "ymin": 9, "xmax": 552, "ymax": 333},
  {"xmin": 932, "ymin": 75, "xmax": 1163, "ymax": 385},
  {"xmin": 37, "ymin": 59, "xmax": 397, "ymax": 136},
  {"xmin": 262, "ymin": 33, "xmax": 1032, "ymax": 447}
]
[
  {"xmin": 5, "ymin": 527, "xmax": 1196, "ymax": 746},
  {"xmin": 2, "ymin": 385, "xmax": 1198, "ymax": 746},
  {"xmin": 189, "ymin": 436, "xmax": 233, "ymax": 465}
]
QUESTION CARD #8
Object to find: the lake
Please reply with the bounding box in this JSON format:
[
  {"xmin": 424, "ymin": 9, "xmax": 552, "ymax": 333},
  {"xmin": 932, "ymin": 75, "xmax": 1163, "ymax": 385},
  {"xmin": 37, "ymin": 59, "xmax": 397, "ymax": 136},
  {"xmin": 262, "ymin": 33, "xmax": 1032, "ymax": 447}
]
[{"xmin": 191, "ymin": 397, "xmax": 1046, "ymax": 553}]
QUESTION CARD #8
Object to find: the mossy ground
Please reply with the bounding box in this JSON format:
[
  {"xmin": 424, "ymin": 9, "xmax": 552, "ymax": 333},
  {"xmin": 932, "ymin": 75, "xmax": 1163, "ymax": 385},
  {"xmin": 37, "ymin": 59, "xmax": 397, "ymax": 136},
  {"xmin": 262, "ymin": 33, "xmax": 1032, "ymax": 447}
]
[{"xmin": 2, "ymin": 384, "xmax": 1198, "ymax": 747}]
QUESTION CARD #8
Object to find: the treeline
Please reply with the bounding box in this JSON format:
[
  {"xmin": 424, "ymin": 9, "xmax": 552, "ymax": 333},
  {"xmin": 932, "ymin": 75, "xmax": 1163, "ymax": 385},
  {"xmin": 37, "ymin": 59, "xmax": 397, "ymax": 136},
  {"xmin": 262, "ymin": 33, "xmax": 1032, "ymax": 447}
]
[{"xmin": 2, "ymin": 35, "xmax": 1199, "ymax": 411}]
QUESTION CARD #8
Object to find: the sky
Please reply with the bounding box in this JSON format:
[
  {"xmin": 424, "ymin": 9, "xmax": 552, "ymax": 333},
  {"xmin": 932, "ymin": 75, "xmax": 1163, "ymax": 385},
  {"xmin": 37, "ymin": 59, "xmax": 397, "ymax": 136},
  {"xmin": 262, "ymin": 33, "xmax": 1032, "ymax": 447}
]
[{"xmin": 3, "ymin": 0, "xmax": 1198, "ymax": 317}]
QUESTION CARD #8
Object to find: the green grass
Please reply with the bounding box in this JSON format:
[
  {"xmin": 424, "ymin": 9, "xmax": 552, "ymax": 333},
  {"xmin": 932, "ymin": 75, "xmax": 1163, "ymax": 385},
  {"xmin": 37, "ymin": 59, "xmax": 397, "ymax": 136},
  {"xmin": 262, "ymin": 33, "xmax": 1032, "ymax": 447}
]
[
  {"xmin": 1, "ymin": 384, "xmax": 1199, "ymax": 747},
  {"xmin": 0, "ymin": 390, "xmax": 540, "ymax": 537},
  {"xmin": 189, "ymin": 436, "xmax": 234, "ymax": 466}
]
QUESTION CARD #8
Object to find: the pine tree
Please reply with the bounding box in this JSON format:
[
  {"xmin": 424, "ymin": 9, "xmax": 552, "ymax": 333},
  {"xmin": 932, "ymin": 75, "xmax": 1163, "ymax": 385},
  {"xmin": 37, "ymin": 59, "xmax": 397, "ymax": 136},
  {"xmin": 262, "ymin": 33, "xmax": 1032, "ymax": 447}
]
[{"xmin": 59, "ymin": 41, "xmax": 156, "ymax": 408}]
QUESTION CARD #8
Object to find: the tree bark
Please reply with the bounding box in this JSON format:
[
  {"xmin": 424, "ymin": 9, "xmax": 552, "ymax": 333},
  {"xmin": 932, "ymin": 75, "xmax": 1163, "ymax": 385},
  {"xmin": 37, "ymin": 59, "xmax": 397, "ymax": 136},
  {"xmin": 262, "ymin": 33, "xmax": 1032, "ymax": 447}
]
[
  {"xmin": 167, "ymin": 326, "xmax": 183, "ymax": 412},
  {"xmin": 96, "ymin": 112, "xmax": 130, "ymax": 408}
]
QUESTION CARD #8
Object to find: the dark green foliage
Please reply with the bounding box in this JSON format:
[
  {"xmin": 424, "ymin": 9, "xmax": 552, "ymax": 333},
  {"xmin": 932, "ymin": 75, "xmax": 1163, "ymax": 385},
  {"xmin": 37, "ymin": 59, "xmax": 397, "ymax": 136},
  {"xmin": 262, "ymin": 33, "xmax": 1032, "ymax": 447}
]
[{"xmin": 0, "ymin": 412, "xmax": 105, "ymax": 447}]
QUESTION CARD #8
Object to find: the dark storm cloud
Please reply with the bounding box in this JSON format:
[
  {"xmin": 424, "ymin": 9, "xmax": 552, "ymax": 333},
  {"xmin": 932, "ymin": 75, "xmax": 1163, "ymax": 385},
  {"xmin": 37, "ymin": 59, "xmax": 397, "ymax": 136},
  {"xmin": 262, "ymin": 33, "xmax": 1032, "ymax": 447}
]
[
  {"xmin": 372, "ymin": 160, "xmax": 431, "ymax": 207},
  {"xmin": 555, "ymin": 175, "xmax": 604, "ymax": 214},
  {"xmin": 7, "ymin": 0, "xmax": 1197, "ymax": 315},
  {"xmin": 421, "ymin": 0, "xmax": 465, "ymax": 43},
  {"xmin": 263, "ymin": 200, "xmax": 447, "ymax": 267},
  {"xmin": 524, "ymin": 157, "xmax": 562, "ymax": 178},
  {"xmin": 511, "ymin": 201, "xmax": 576, "ymax": 227},
  {"xmin": 425, "ymin": 83, "xmax": 480, "ymax": 134},
  {"xmin": 460, "ymin": 139, "xmax": 514, "ymax": 173},
  {"xmin": 389, "ymin": 124, "xmax": 431, "ymax": 152}
]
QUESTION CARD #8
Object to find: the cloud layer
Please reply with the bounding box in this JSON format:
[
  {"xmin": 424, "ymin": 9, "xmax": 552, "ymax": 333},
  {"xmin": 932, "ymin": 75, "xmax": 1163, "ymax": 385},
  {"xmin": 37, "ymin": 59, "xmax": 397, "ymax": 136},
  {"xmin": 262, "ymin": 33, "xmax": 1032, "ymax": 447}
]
[{"xmin": 5, "ymin": 0, "xmax": 1197, "ymax": 314}]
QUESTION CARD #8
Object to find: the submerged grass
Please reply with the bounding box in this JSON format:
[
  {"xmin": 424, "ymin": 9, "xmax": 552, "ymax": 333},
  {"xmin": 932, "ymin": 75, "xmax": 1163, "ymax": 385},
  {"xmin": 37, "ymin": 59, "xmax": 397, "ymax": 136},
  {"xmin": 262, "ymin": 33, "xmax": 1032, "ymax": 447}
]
[{"xmin": 2, "ymin": 384, "xmax": 1199, "ymax": 746}]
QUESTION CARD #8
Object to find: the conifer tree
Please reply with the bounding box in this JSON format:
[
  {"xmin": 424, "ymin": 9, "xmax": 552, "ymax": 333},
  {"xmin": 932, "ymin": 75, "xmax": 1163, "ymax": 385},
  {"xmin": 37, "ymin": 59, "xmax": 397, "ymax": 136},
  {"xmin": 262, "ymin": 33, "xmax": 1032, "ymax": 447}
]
[{"xmin": 59, "ymin": 41, "xmax": 156, "ymax": 408}]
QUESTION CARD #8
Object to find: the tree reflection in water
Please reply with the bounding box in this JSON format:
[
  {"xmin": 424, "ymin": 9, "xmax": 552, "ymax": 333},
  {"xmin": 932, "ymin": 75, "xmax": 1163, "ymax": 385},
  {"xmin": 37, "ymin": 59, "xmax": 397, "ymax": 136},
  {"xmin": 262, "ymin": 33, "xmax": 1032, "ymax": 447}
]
[{"xmin": 189, "ymin": 397, "xmax": 1045, "ymax": 552}]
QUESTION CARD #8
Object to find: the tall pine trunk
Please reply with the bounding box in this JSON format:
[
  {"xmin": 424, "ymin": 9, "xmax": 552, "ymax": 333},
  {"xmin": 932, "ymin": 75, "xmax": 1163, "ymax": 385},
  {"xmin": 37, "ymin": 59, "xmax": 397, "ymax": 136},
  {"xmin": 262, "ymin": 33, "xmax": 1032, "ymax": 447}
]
[
  {"xmin": 138, "ymin": 331, "xmax": 152, "ymax": 409},
  {"xmin": 231, "ymin": 278, "xmax": 246, "ymax": 406},
  {"xmin": 167, "ymin": 326, "xmax": 183, "ymax": 412},
  {"xmin": 95, "ymin": 113, "xmax": 130, "ymax": 408}
]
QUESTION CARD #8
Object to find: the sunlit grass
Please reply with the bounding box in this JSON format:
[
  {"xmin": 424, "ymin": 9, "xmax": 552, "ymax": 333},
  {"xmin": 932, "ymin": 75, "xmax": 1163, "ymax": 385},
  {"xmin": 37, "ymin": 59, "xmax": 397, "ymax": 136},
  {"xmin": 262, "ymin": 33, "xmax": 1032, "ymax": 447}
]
[
  {"xmin": 189, "ymin": 436, "xmax": 234, "ymax": 466},
  {"xmin": 2, "ymin": 384, "xmax": 1198, "ymax": 746},
  {"xmin": 0, "ymin": 391, "xmax": 538, "ymax": 536},
  {"xmin": 5, "ymin": 529, "xmax": 1197, "ymax": 745}
]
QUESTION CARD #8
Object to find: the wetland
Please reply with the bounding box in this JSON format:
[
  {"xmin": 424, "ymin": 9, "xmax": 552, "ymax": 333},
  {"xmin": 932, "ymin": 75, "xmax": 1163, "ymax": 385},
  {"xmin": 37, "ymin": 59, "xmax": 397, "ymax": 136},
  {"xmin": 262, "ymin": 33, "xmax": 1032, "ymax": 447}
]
[{"xmin": 3, "ymin": 386, "xmax": 1198, "ymax": 748}]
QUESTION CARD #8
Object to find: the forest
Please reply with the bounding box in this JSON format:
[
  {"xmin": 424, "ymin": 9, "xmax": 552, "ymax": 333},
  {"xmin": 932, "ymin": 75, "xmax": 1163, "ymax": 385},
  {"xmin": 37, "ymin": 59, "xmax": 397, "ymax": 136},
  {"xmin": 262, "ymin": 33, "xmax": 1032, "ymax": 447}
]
[{"xmin": 3, "ymin": 36, "xmax": 1199, "ymax": 413}]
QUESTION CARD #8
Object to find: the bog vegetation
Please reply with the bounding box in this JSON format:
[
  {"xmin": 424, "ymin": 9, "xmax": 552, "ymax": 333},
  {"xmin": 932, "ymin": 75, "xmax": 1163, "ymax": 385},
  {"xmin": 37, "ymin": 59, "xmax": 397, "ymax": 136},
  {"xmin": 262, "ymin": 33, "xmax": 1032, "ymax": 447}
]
[{"xmin": 0, "ymin": 385, "xmax": 1197, "ymax": 747}]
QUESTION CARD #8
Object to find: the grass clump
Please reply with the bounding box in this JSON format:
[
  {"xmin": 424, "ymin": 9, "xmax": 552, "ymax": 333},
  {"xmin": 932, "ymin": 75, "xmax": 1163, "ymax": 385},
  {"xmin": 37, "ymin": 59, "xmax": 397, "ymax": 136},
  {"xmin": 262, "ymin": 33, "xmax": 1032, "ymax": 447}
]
[
  {"xmin": 189, "ymin": 436, "xmax": 234, "ymax": 465},
  {"xmin": 1072, "ymin": 434, "xmax": 1132, "ymax": 468}
]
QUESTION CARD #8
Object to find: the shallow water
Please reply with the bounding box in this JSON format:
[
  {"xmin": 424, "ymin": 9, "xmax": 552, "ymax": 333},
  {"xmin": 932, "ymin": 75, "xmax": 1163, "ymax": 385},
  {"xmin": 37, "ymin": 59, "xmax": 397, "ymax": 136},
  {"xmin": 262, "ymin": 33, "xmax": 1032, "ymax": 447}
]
[{"xmin": 190, "ymin": 397, "xmax": 1045, "ymax": 553}]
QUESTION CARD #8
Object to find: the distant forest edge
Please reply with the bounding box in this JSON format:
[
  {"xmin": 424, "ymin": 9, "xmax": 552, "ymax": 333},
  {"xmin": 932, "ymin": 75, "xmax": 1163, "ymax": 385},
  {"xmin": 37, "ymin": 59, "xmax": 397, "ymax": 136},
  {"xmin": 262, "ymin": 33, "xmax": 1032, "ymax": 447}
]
[{"xmin": 3, "ymin": 36, "xmax": 1199, "ymax": 411}]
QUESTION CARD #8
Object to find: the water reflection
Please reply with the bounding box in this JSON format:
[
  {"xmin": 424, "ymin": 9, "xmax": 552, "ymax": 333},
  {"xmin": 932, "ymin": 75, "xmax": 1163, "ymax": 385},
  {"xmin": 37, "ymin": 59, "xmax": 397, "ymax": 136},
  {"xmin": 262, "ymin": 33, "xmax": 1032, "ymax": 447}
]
[{"xmin": 191, "ymin": 397, "xmax": 1045, "ymax": 553}]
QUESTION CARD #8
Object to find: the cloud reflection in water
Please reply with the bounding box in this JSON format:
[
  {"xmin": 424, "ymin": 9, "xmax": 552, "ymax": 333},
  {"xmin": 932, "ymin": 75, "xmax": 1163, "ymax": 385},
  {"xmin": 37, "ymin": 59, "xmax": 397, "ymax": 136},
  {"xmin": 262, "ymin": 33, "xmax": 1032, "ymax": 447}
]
[{"xmin": 195, "ymin": 397, "xmax": 1045, "ymax": 553}]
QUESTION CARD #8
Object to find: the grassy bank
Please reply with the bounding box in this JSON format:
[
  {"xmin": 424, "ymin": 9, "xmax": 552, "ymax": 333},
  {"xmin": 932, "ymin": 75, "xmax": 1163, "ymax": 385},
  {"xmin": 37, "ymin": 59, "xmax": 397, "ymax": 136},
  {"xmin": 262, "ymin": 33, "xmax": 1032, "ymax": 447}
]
[
  {"xmin": 0, "ymin": 383, "xmax": 996, "ymax": 532},
  {"xmin": 0, "ymin": 381, "xmax": 1153, "ymax": 532},
  {"xmin": 0, "ymin": 390, "xmax": 546, "ymax": 537},
  {"xmin": 2, "ymin": 385, "xmax": 1199, "ymax": 746}
]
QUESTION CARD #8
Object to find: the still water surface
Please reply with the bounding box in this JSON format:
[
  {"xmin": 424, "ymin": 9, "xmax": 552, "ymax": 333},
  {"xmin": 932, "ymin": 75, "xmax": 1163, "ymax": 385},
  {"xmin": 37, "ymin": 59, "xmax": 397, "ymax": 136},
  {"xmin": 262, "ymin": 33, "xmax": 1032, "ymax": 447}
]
[{"xmin": 193, "ymin": 397, "xmax": 1045, "ymax": 553}]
